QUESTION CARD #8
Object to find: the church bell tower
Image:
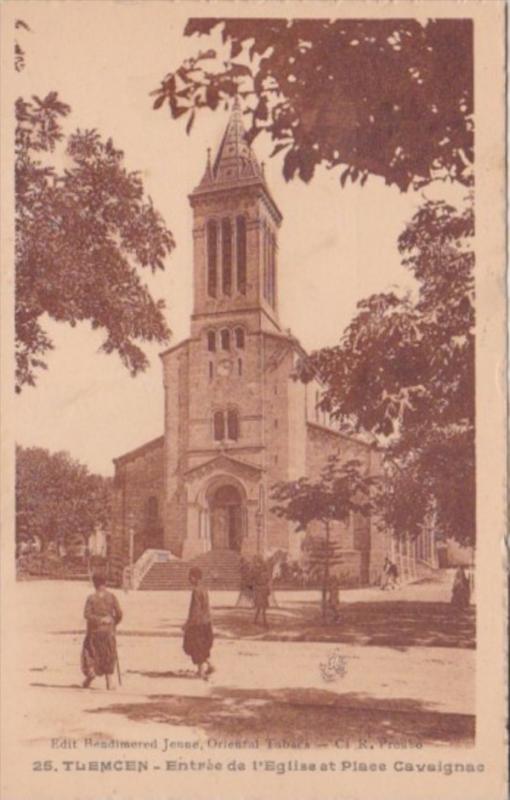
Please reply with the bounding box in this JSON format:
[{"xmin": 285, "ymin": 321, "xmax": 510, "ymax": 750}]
[{"xmin": 189, "ymin": 97, "xmax": 283, "ymax": 337}]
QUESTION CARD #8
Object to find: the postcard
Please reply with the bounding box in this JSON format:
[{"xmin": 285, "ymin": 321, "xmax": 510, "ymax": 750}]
[{"xmin": 1, "ymin": 1, "xmax": 507, "ymax": 799}]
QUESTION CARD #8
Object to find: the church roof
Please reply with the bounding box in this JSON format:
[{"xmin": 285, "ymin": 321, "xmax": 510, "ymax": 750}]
[
  {"xmin": 113, "ymin": 435, "xmax": 164, "ymax": 466},
  {"xmin": 184, "ymin": 452, "xmax": 263, "ymax": 480},
  {"xmin": 191, "ymin": 97, "xmax": 281, "ymax": 221}
]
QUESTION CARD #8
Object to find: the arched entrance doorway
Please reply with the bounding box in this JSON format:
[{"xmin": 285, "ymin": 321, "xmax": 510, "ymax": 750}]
[{"xmin": 209, "ymin": 484, "xmax": 243, "ymax": 551}]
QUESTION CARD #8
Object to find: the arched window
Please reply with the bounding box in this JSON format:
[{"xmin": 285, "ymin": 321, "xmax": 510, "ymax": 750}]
[
  {"xmin": 227, "ymin": 409, "xmax": 239, "ymax": 440},
  {"xmin": 213, "ymin": 411, "xmax": 225, "ymax": 441},
  {"xmin": 207, "ymin": 220, "xmax": 218, "ymax": 297},
  {"xmin": 209, "ymin": 361, "xmax": 213, "ymax": 380},
  {"xmin": 213, "ymin": 409, "xmax": 240, "ymax": 441},
  {"xmin": 238, "ymin": 358, "xmax": 242, "ymax": 376},
  {"xmin": 207, "ymin": 331, "xmax": 216, "ymax": 352},
  {"xmin": 235, "ymin": 327, "xmax": 245, "ymax": 349},
  {"xmin": 236, "ymin": 215, "xmax": 247, "ymax": 294},
  {"xmin": 220, "ymin": 329, "xmax": 230, "ymax": 350},
  {"xmin": 222, "ymin": 218, "xmax": 232, "ymax": 295}
]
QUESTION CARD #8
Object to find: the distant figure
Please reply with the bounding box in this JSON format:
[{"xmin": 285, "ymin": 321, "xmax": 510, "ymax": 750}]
[
  {"xmin": 451, "ymin": 566, "xmax": 471, "ymax": 608},
  {"xmin": 252, "ymin": 556, "xmax": 271, "ymax": 626},
  {"xmin": 235, "ymin": 557, "xmax": 254, "ymax": 608},
  {"xmin": 81, "ymin": 572, "xmax": 122, "ymax": 690},
  {"xmin": 388, "ymin": 560, "xmax": 399, "ymax": 588},
  {"xmin": 327, "ymin": 574, "xmax": 341, "ymax": 621},
  {"xmin": 381, "ymin": 557, "xmax": 399, "ymax": 590},
  {"xmin": 380, "ymin": 557, "xmax": 392, "ymax": 589},
  {"xmin": 183, "ymin": 567, "xmax": 214, "ymax": 679}
]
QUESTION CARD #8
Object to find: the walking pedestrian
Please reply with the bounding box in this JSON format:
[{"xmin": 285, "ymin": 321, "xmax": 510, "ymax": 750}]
[
  {"xmin": 451, "ymin": 566, "xmax": 471, "ymax": 608},
  {"xmin": 380, "ymin": 556, "xmax": 392, "ymax": 590},
  {"xmin": 183, "ymin": 567, "xmax": 214, "ymax": 679},
  {"xmin": 81, "ymin": 572, "xmax": 122, "ymax": 690},
  {"xmin": 387, "ymin": 560, "xmax": 399, "ymax": 589},
  {"xmin": 252, "ymin": 556, "xmax": 270, "ymax": 627}
]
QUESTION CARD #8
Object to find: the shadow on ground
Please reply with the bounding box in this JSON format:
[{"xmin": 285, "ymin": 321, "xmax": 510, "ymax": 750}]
[
  {"xmin": 126, "ymin": 669, "xmax": 197, "ymax": 680},
  {"xmin": 86, "ymin": 686, "xmax": 475, "ymax": 747},
  {"xmin": 31, "ymin": 682, "xmax": 84, "ymax": 690},
  {"xmin": 212, "ymin": 601, "xmax": 475, "ymax": 650},
  {"xmin": 51, "ymin": 602, "xmax": 475, "ymax": 650}
]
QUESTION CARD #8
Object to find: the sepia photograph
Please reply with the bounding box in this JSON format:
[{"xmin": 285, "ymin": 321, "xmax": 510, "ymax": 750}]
[{"xmin": 0, "ymin": 2, "xmax": 507, "ymax": 799}]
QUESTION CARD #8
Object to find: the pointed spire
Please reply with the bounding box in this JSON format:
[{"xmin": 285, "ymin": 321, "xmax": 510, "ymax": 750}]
[{"xmin": 195, "ymin": 96, "xmax": 265, "ymax": 192}]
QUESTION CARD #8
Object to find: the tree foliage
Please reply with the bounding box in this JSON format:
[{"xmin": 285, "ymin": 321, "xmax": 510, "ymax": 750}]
[
  {"xmin": 153, "ymin": 18, "xmax": 473, "ymax": 191},
  {"xmin": 15, "ymin": 19, "xmax": 30, "ymax": 72},
  {"xmin": 272, "ymin": 456, "xmax": 373, "ymax": 528},
  {"xmin": 151, "ymin": 17, "xmax": 476, "ymax": 547},
  {"xmin": 15, "ymin": 445, "xmax": 112, "ymax": 549},
  {"xmin": 271, "ymin": 456, "xmax": 373, "ymax": 616},
  {"xmin": 300, "ymin": 200, "xmax": 475, "ymax": 546},
  {"xmin": 16, "ymin": 92, "xmax": 174, "ymax": 391}
]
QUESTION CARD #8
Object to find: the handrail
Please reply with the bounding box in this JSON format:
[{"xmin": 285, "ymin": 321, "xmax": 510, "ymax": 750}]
[{"xmin": 131, "ymin": 549, "xmax": 175, "ymax": 589}]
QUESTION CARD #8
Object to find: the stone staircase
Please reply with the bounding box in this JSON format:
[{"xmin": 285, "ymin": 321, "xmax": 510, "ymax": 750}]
[{"xmin": 138, "ymin": 549, "xmax": 241, "ymax": 591}]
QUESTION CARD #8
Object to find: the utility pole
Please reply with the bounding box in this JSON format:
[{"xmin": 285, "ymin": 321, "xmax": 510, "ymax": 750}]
[{"xmin": 124, "ymin": 512, "xmax": 134, "ymax": 591}]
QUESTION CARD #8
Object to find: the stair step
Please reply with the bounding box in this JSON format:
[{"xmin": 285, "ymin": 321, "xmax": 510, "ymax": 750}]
[{"xmin": 138, "ymin": 549, "xmax": 241, "ymax": 591}]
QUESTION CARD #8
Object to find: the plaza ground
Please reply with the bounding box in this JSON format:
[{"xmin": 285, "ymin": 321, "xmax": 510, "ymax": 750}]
[{"xmin": 6, "ymin": 572, "xmax": 475, "ymax": 756}]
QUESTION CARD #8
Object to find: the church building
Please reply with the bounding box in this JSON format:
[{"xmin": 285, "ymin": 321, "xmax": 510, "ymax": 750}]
[{"xmin": 109, "ymin": 100, "xmax": 390, "ymax": 589}]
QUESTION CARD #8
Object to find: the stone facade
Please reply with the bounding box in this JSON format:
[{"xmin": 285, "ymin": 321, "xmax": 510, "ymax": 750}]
[
  {"xmin": 110, "ymin": 101, "xmax": 388, "ymax": 586},
  {"xmin": 110, "ymin": 437, "xmax": 165, "ymax": 581}
]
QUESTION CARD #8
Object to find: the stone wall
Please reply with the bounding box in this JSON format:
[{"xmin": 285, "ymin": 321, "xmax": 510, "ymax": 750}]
[
  {"xmin": 262, "ymin": 336, "xmax": 296, "ymax": 552},
  {"xmin": 110, "ymin": 436, "xmax": 165, "ymax": 585},
  {"xmin": 304, "ymin": 423, "xmax": 383, "ymax": 586},
  {"xmin": 162, "ymin": 342, "xmax": 190, "ymax": 556}
]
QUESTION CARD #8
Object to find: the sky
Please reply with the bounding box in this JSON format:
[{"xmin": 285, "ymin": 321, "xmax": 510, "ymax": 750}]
[{"xmin": 12, "ymin": 2, "xmax": 463, "ymax": 475}]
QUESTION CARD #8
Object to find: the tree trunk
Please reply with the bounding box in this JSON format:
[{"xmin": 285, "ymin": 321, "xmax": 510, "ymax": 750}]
[{"xmin": 322, "ymin": 520, "xmax": 330, "ymax": 621}]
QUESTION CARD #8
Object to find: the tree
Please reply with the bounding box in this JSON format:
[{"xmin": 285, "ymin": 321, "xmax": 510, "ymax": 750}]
[
  {"xmin": 301, "ymin": 534, "xmax": 344, "ymax": 590},
  {"xmin": 152, "ymin": 18, "xmax": 473, "ymax": 191},
  {"xmin": 16, "ymin": 92, "xmax": 174, "ymax": 391},
  {"xmin": 299, "ymin": 199, "xmax": 475, "ymax": 546},
  {"xmin": 271, "ymin": 456, "xmax": 373, "ymax": 619},
  {"xmin": 15, "ymin": 445, "xmax": 112, "ymax": 551}
]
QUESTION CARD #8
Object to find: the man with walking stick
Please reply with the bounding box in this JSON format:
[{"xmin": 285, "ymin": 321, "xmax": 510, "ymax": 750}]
[{"xmin": 81, "ymin": 572, "xmax": 123, "ymax": 690}]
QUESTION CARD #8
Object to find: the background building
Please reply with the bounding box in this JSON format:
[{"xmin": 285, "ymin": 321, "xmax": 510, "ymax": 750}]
[{"xmin": 110, "ymin": 102, "xmax": 410, "ymax": 590}]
